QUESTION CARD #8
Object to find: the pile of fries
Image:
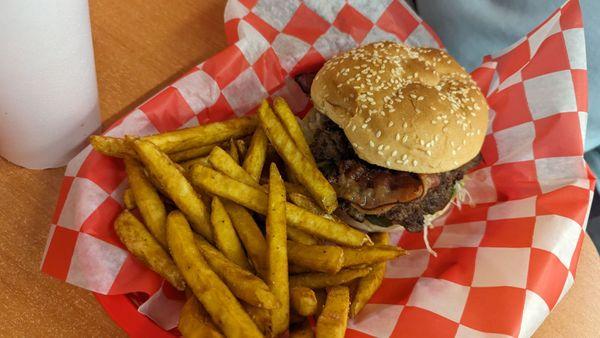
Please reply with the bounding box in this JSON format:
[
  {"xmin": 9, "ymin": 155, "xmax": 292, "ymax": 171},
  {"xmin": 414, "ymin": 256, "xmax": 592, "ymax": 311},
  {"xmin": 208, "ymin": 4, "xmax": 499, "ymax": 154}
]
[{"xmin": 93, "ymin": 97, "xmax": 406, "ymax": 337}]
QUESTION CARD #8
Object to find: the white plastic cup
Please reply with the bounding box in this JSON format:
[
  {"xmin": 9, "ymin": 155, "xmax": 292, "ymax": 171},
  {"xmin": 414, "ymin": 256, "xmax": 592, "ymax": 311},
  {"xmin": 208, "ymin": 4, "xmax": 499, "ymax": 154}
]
[{"xmin": 0, "ymin": 0, "xmax": 100, "ymax": 169}]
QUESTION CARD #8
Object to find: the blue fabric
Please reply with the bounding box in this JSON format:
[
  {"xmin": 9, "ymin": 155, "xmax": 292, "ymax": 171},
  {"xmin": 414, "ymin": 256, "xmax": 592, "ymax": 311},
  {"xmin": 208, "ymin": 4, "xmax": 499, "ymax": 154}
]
[{"xmin": 412, "ymin": 0, "xmax": 599, "ymax": 177}]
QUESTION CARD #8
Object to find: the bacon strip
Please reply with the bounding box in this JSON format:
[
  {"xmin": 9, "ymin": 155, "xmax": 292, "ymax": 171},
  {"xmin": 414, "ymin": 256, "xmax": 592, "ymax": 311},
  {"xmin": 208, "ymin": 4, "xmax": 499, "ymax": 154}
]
[{"xmin": 334, "ymin": 160, "xmax": 441, "ymax": 214}]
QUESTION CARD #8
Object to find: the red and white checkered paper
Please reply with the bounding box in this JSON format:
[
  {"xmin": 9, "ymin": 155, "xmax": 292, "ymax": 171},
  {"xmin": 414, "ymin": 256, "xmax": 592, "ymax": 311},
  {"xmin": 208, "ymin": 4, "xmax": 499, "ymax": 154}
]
[{"xmin": 41, "ymin": 0, "xmax": 594, "ymax": 337}]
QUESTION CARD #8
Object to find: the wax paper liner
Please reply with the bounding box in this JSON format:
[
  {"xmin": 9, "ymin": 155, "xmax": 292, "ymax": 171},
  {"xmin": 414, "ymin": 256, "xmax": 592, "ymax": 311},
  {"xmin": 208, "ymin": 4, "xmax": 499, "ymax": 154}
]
[{"xmin": 41, "ymin": 0, "xmax": 594, "ymax": 337}]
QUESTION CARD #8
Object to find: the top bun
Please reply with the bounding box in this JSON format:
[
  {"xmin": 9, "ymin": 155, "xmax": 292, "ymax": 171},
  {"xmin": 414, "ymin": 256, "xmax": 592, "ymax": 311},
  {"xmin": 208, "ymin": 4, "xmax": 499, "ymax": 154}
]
[{"xmin": 311, "ymin": 41, "xmax": 488, "ymax": 173}]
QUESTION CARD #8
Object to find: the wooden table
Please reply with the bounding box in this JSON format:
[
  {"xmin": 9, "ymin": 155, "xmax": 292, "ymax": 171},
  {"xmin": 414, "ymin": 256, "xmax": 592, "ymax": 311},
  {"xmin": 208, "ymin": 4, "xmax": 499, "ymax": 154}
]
[{"xmin": 0, "ymin": 0, "xmax": 597, "ymax": 336}]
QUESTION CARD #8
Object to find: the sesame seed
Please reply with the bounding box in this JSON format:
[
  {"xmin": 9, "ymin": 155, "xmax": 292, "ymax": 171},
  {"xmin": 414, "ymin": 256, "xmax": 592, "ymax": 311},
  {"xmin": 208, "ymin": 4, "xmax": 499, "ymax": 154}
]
[
  {"xmin": 378, "ymin": 151, "xmax": 384, "ymax": 156},
  {"xmin": 403, "ymin": 122, "xmax": 408, "ymax": 129},
  {"xmin": 392, "ymin": 150, "xmax": 398, "ymax": 157},
  {"xmin": 376, "ymin": 130, "xmax": 382, "ymax": 138},
  {"xmin": 395, "ymin": 133, "xmax": 400, "ymax": 141},
  {"xmin": 378, "ymin": 144, "xmax": 384, "ymax": 150},
  {"xmin": 452, "ymin": 150, "xmax": 456, "ymax": 155},
  {"xmin": 369, "ymin": 140, "xmax": 375, "ymax": 148},
  {"xmin": 426, "ymin": 150, "xmax": 432, "ymax": 156},
  {"xmin": 412, "ymin": 160, "xmax": 418, "ymax": 166},
  {"xmin": 388, "ymin": 121, "xmax": 394, "ymax": 127},
  {"xmin": 362, "ymin": 124, "xmax": 368, "ymax": 129},
  {"xmin": 402, "ymin": 135, "xmax": 409, "ymax": 143},
  {"xmin": 419, "ymin": 139, "xmax": 425, "ymax": 146},
  {"xmin": 352, "ymin": 143, "xmax": 358, "ymax": 148},
  {"xmin": 386, "ymin": 160, "xmax": 392, "ymax": 166},
  {"xmin": 402, "ymin": 154, "xmax": 408, "ymax": 160}
]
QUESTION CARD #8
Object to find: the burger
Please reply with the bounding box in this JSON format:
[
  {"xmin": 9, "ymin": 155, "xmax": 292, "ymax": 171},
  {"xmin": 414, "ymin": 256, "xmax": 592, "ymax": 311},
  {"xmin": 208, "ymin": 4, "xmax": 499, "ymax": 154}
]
[{"xmin": 298, "ymin": 41, "xmax": 488, "ymax": 234}]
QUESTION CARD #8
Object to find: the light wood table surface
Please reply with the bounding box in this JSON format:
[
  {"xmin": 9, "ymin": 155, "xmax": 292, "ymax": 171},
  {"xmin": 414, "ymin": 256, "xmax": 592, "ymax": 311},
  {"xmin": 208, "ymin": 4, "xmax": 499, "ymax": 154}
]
[{"xmin": 0, "ymin": 0, "xmax": 597, "ymax": 337}]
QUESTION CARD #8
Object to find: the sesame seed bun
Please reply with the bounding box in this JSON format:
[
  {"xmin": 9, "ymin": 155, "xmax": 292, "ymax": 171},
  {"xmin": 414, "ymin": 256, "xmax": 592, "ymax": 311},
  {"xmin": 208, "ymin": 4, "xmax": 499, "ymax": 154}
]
[{"xmin": 310, "ymin": 42, "xmax": 489, "ymax": 174}]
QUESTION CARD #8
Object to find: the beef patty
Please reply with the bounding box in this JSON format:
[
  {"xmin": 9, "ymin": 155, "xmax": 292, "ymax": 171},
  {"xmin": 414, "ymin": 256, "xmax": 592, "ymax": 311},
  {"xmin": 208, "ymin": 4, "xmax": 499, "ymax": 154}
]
[{"xmin": 310, "ymin": 115, "xmax": 480, "ymax": 232}]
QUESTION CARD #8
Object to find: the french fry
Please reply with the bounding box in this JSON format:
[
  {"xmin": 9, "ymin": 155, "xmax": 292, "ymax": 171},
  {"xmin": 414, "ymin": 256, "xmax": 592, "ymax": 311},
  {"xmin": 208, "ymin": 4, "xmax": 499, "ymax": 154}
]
[
  {"xmin": 289, "ymin": 264, "xmax": 311, "ymax": 274},
  {"xmin": 210, "ymin": 197, "xmax": 251, "ymax": 270},
  {"xmin": 124, "ymin": 156, "xmax": 168, "ymax": 247},
  {"xmin": 114, "ymin": 210, "xmax": 185, "ymax": 290},
  {"xmin": 316, "ymin": 286, "xmax": 350, "ymax": 338},
  {"xmin": 266, "ymin": 164, "xmax": 289, "ymax": 336},
  {"xmin": 123, "ymin": 188, "xmax": 136, "ymax": 210},
  {"xmin": 208, "ymin": 146, "xmax": 263, "ymax": 190},
  {"xmin": 287, "ymin": 226, "xmax": 319, "ymax": 246},
  {"xmin": 290, "ymin": 287, "xmax": 318, "ymax": 316},
  {"xmin": 289, "ymin": 267, "xmax": 372, "ymax": 289},
  {"xmin": 189, "ymin": 165, "xmax": 371, "ymax": 247},
  {"xmin": 242, "ymin": 128, "xmax": 268, "ymax": 183},
  {"xmin": 258, "ymin": 100, "xmax": 338, "ymax": 213},
  {"xmin": 289, "ymin": 320, "xmax": 315, "ymax": 338},
  {"xmin": 244, "ymin": 303, "xmax": 271, "ymax": 336},
  {"xmin": 166, "ymin": 211, "xmax": 262, "ymax": 337},
  {"xmin": 284, "ymin": 182, "xmax": 310, "ymax": 196},
  {"xmin": 169, "ymin": 144, "xmax": 216, "ymax": 162},
  {"xmin": 223, "ymin": 201, "xmax": 267, "ymax": 277},
  {"xmin": 179, "ymin": 297, "xmax": 224, "ymax": 338},
  {"xmin": 287, "ymin": 241, "xmax": 344, "ymax": 274},
  {"xmin": 181, "ymin": 156, "xmax": 210, "ymax": 172},
  {"xmin": 229, "ymin": 139, "xmax": 240, "ymax": 163},
  {"xmin": 288, "ymin": 192, "xmax": 324, "ymax": 215},
  {"xmin": 272, "ymin": 97, "xmax": 315, "ymax": 163},
  {"xmin": 131, "ymin": 139, "xmax": 212, "ymax": 240},
  {"xmin": 194, "ymin": 234, "xmax": 277, "ymax": 309},
  {"xmin": 90, "ymin": 135, "xmax": 137, "ymax": 158},
  {"xmin": 286, "ymin": 204, "xmax": 371, "ymax": 247},
  {"xmin": 350, "ymin": 233, "xmax": 390, "ymax": 318},
  {"xmin": 143, "ymin": 115, "xmax": 258, "ymax": 153},
  {"xmin": 314, "ymin": 289, "xmax": 327, "ymax": 316},
  {"xmin": 236, "ymin": 139, "xmax": 247, "ymax": 159},
  {"xmin": 342, "ymin": 244, "xmax": 406, "ymax": 267}
]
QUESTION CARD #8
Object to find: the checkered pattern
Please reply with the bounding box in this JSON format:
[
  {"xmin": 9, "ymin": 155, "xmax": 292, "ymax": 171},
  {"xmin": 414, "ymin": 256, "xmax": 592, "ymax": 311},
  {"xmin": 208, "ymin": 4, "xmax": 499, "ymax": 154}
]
[{"xmin": 40, "ymin": 1, "xmax": 593, "ymax": 337}]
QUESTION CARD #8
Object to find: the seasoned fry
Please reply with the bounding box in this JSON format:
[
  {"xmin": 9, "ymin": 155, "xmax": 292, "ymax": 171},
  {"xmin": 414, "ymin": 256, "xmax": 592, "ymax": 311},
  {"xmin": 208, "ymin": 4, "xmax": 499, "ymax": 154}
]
[
  {"xmin": 181, "ymin": 156, "xmax": 210, "ymax": 172},
  {"xmin": 244, "ymin": 303, "xmax": 271, "ymax": 336},
  {"xmin": 229, "ymin": 139, "xmax": 240, "ymax": 163},
  {"xmin": 289, "ymin": 192, "xmax": 324, "ymax": 215},
  {"xmin": 124, "ymin": 156, "xmax": 167, "ymax": 247},
  {"xmin": 342, "ymin": 244, "xmax": 406, "ymax": 267},
  {"xmin": 210, "ymin": 197, "xmax": 250, "ymax": 270},
  {"xmin": 189, "ymin": 165, "xmax": 371, "ymax": 247},
  {"xmin": 90, "ymin": 135, "xmax": 137, "ymax": 158},
  {"xmin": 287, "ymin": 241, "xmax": 344, "ymax": 274},
  {"xmin": 123, "ymin": 188, "xmax": 136, "ymax": 210},
  {"xmin": 166, "ymin": 211, "xmax": 262, "ymax": 337},
  {"xmin": 290, "ymin": 287, "xmax": 318, "ymax": 316},
  {"xmin": 242, "ymin": 128, "xmax": 268, "ymax": 182},
  {"xmin": 236, "ymin": 139, "xmax": 247, "ymax": 159},
  {"xmin": 258, "ymin": 100, "xmax": 338, "ymax": 213},
  {"xmin": 273, "ymin": 97, "xmax": 315, "ymax": 163},
  {"xmin": 284, "ymin": 182, "xmax": 310, "ymax": 196},
  {"xmin": 169, "ymin": 144, "xmax": 215, "ymax": 162},
  {"xmin": 179, "ymin": 297, "xmax": 224, "ymax": 338},
  {"xmin": 114, "ymin": 210, "xmax": 185, "ymax": 290},
  {"xmin": 289, "ymin": 320, "xmax": 315, "ymax": 338},
  {"xmin": 316, "ymin": 286, "xmax": 350, "ymax": 338},
  {"xmin": 314, "ymin": 289, "xmax": 327, "ymax": 316},
  {"xmin": 194, "ymin": 234, "xmax": 277, "ymax": 309},
  {"xmin": 289, "ymin": 267, "xmax": 372, "ymax": 289},
  {"xmin": 208, "ymin": 146, "xmax": 263, "ymax": 190},
  {"xmin": 266, "ymin": 164, "xmax": 289, "ymax": 336},
  {"xmin": 350, "ymin": 233, "xmax": 390, "ymax": 318},
  {"xmin": 223, "ymin": 201, "xmax": 267, "ymax": 277},
  {"xmin": 287, "ymin": 226, "xmax": 319, "ymax": 246},
  {"xmin": 131, "ymin": 139, "xmax": 212, "ymax": 240},
  {"xmin": 289, "ymin": 264, "xmax": 311, "ymax": 274},
  {"xmin": 143, "ymin": 115, "xmax": 258, "ymax": 153},
  {"xmin": 286, "ymin": 204, "xmax": 371, "ymax": 247}
]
